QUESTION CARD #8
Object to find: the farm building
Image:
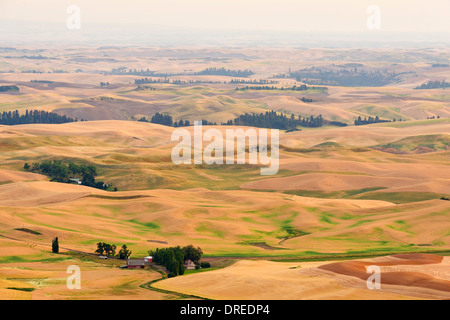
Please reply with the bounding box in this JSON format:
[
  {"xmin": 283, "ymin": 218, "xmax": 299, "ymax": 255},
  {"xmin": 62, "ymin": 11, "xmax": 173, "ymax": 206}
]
[
  {"xmin": 125, "ymin": 257, "xmax": 153, "ymax": 269},
  {"xmin": 126, "ymin": 259, "xmax": 145, "ymax": 269},
  {"xmin": 184, "ymin": 259, "xmax": 196, "ymax": 270},
  {"xmin": 69, "ymin": 178, "xmax": 82, "ymax": 185}
]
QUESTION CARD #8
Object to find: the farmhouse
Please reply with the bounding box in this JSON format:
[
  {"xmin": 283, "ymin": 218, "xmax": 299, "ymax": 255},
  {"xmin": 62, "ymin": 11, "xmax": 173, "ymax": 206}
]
[{"xmin": 184, "ymin": 259, "xmax": 196, "ymax": 270}]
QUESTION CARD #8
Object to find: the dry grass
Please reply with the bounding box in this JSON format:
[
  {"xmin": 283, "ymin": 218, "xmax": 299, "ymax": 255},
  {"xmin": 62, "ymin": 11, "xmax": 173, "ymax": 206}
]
[
  {"xmin": 153, "ymin": 254, "xmax": 450, "ymax": 299},
  {"xmin": 0, "ymin": 45, "xmax": 449, "ymax": 299}
]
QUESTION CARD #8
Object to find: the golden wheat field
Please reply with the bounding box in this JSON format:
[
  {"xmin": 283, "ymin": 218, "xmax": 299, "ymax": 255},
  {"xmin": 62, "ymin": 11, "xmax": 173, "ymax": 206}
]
[
  {"xmin": 0, "ymin": 40, "xmax": 449, "ymax": 301},
  {"xmin": 0, "ymin": 118, "xmax": 449, "ymax": 299}
]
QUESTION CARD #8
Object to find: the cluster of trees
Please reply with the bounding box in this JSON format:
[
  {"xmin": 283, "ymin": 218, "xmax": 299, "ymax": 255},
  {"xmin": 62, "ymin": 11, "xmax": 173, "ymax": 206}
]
[
  {"xmin": 174, "ymin": 119, "xmax": 217, "ymax": 127},
  {"xmin": 137, "ymin": 113, "xmax": 173, "ymax": 126},
  {"xmin": 24, "ymin": 160, "xmax": 111, "ymax": 190},
  {"xmin": 431, "ymin": 63, "xmax": 449, "ymax": 68},
  {"xmin": 226, "ymin": 111, "xmax": 324, "ymax": 130},
  {"xmin": 30, "ymin": 80, "xmax": 53, "ymax": 83},
  {"xmin": 229, "ymin": 79, "xmax": 277, "ymax": 84},
  {"xmin": 194, "ymin": 67, "xmax": 254, "ymax": 77},
  {"xmin": 105, "ymin": 67, "xmax": 171, "ymax": 77},
  {"xmin": 149, "ymin": 112, "xmax": 173, "ymax": 126},
  {"xmin": 300, "ymin": 97, "xmax": 313, "ymax": 103},
  {"xmin": 150, "ymin": 247, "xmax": 185, "ymax": 276},
  {"xmin": 5, "ymin": 54, "xmax": 53, "ymax": 60},
  {"xmin": 135, "ymin": 85, "xmax": 156, "ymax": 91},
  {"xmin": 0, "ymin": 85, "xmax": 19, "ymax": 92},
  {"xmin": 277, "ymin": 67, "xmax": 399, "ymax": 87},
  {"xmin": 354, "ymin": 116, "xmax": 393, "ymax": 126},
  {"xmin": 415, "ymin": 80, "xmax": 450, "ymax": 90},
  {"xmin": 135, "ymin": 77, "xmax": 170, "ymax": 84},
  {"xmin": 171, "ymin": 79, "xmax": 221, "ymax": 85},
  {"xmin": 143, "ymin": 111, "xmax": 329, "ymax": 130},
  {"xmin": 20, "ymin": 70, "xmax": 45, "ymax": 74},
  {"xmin": 174, "ymin": 119, "xmax": 190, "ymax": 127},
  {"xmin": 0, "ymin": 109, "xmax": 75, "ymax": 125},
  {"xmin": 427, "ymin": 115, "xmax": 441, "ymax": 119},
  {"xmin": 235, "ymin": 84, "xmax": 313, "ymax": 91},
  {"xmin": 21, "ymin": 69, "xmax": 67, "ymax": 74},
  {"xmin": 149, "ymin": 245, "xmax": 203, "ymax": 277},
  {"xmin": 141, "ymin": 110, "xmax": 344, "ymax": 130},
  {"xmin": 138, "ymin": 113, "xmax": 216, "ymax": 127},
  {"xmin": 135, "ymin": 78, "xmax": 221, "ymax": 85},
  {"xmin": 95, "ymin": 242, "xmax": 132, "ymax": 259},
  {"xmin": 100, "ymin": 82, "xmax": 110, "ymax": 87}
]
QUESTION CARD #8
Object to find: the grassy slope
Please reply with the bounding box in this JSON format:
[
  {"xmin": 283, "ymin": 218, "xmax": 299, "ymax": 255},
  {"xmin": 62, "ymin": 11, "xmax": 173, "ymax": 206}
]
[{"xmin": 0, "ymin": 120, "xmax": 448, "ymax": 259}]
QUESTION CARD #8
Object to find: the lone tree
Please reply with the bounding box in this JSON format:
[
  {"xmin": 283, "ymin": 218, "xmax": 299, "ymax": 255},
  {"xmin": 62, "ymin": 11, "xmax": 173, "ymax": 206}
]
[{"xmin": 52, "ymin": 237, "xmax": 59, "ymax": 254}]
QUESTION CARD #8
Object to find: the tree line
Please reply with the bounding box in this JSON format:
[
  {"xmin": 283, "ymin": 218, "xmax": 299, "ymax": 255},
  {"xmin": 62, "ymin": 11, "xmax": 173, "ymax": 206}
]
[
  {"xmin": 0, "ymin": 85, "xmax": 19, "ymax": 92},
  {"xmin": 415, "ymin": 80, "xmax": 450, "ymax": 90},
  {"xmin": 135, "ymin": 77, "xmax": 221, "ymax": 85},
  {"xmin": 194, "ymin": 67, "xmax": 254, "ymax": 77},
  {"xmin": 354, "ymin": 116, "xmax": 394, "ymax": 126},
  {"xmin": 5, "ymin": 54, "xmax": 53, "ymax": 60},
  {"xmin": 230, "ymin": 79, "xmax": 277, "ymax": 84},
  {"xmin": 135, "ymin": 77, "xmax": 170, "ymax": 84},
  {"xmin": 227, "ymin": 111, "xmax": 324, "ymax": 130},
  {"xmin": 235, "ymin": 84, "xmax": 317, "ymax": 91},
  {"xmin": 106, "ymin": 67, "xmax": 255, "ymax": 78},
  {"xmin": 175, "ymin": 119, "xmax": 216, "ymax": 127},
  {"xmin": 138, "ymin": 113, "xmax": 216, "ymax": 127},
  {"xmin": 31, "ymin": 80, "xmax": 53, "ymax": 83},
  {"xmin": 139, "ymin": 111, "xmax": 338, "ymax": 130},
  {"xmin": 274, "ymin": 66, "xmax": 399, "ymax": 87},
  {"xmin": 0, "ymin": 109, "xmax": 76, "ymax": 125},
  {"xmin": 105, "ymin": 67, "xmax": 171, "ymax": 77},
  {"xmin": 138, "ymin": 113, "xmax": 174, "ymax": 126},
  {"xmin": 138, "ymin": 110, "xmax": 356, "ymax": 130}
]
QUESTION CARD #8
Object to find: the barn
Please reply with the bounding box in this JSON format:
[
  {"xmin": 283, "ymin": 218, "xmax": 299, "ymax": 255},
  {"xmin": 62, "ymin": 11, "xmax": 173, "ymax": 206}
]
[{"xmin": 126, "ymin": 259, "xmax": 145, "ymax": 269}]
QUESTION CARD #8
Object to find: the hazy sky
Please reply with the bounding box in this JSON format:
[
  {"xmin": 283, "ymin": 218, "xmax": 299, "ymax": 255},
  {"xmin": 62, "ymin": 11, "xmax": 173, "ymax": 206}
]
[{"xmin": 1, "ymin": 0, "xmax": 449, "ymax": 45}]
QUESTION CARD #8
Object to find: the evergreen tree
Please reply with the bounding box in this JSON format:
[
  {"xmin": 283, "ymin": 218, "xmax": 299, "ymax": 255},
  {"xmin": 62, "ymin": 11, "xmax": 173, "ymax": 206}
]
[{"xmin": 52, "ymin": 237, "xmax": 59, "ymax": 254}]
